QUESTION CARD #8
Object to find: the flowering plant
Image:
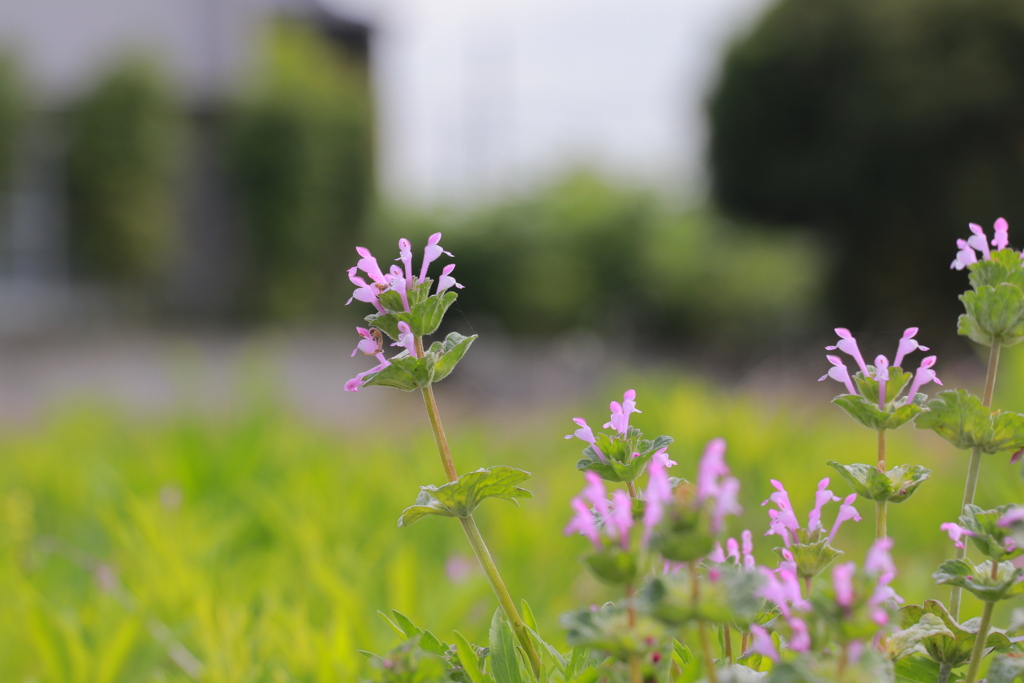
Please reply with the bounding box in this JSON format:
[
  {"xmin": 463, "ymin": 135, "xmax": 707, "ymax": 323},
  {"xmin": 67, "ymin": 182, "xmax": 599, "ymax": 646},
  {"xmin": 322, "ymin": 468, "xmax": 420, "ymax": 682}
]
[{"xmin": 352, "ymin": 218, "xmax": 1024, "ymax": 683}]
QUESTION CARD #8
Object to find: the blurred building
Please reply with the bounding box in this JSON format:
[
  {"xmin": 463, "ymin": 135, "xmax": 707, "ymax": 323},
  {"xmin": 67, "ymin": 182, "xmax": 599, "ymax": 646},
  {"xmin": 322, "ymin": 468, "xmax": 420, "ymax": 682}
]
[{"xmin": 0, "ymin": 0, "xmax": 372, "ymax": 332}]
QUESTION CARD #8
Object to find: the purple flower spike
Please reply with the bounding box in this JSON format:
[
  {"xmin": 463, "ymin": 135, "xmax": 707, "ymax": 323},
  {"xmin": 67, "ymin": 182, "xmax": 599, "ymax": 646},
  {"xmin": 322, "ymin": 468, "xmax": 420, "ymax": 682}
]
[
  {"xmin": 696, "ymin": 438, "xmax": 730, "ymax": 501},
  {"xmin": 712, "ymin": 476, "xmax": 743, "ymax": 534},
  {"xmin": 565, "ymin": 418, "xmax": 605, "ymax": 462},
  {"xmin": 940, "ymin": 522, "xmax": 976, "ymax": 549},
  {"xmin": 827, "ymin": 328, "xmax": 869, "ymax": 375},
  {"xmin": 419, "ymin": 232, "xmax": 453, "ymax": 282},
  {"xmin": 968, "ymin": 223, "xmax": 992, "ymax": 260},
  {"xmin": 906, "ymin": 355, "xmax": 942, "ymax": 399},
  {"xmin": 833, "ymin": 562, "xmax": 856, "ymax": 608},
  {"xmin": 874, "ymin": 355, "xmax": 890, "ymax": 409},
  {"xmin": 893, "ymin": 327, "xmax": 928, "ymax": 369},
  {"xmin": 565, "ymin": 498, "xmax": 601, "ymax": 548},
  {"xmin": 397, "ymin": 238, "xmax": 414, "ymax": 284},
  {"xmin": 828, "ymin": 494, "xmax": 862, "ymax": 543},
  {"xmin": 819, "ymin": 355, "xmax": 856, "ymax": 395},
  {"xmin": 994, "ymin": 218, "xmax": 1010, "ymax": 251},
  {"xmin": 437, "ymin": 264, "xmax": 464, "ymax": 294},
  {"xmin": 952, "ymin": 239, "xmax": 978, "ymax": 270},
  {"xmin": 808, "ymin": 478, "xmax": 841, "ymax": 533}
]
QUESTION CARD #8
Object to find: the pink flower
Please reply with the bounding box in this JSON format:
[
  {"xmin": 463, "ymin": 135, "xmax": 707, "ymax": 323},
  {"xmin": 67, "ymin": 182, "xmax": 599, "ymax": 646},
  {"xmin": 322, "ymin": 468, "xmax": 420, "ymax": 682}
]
[
  {"xmin": 565, "ymin": 498, "xmax": 601, "ymax": 548},
  {"xmin": 696, "ymin": 438, "xmax": 742, "ymax": 533},
  {"xmin": 968, "ymin": 223, "xmax": 993, "ymax": 261},
  {"xmin": 344, "ymin": 358, "xmax": 391, "ymax": 392},
  {"xmin": 994, "ymin": 217, "xmax": 1010, "ymax": 251},
  {"xmin": 741, "ymin": 529, "xmax": 756, "ymax": 570},
  {"xmin": 604, "ymin": 389, "xmax": 641, "ymax": 435},
  {"xmin": 609, "ymin": 490, "xmax": 634, "ymax": 548},
  {"xmin": 893, "ymin": 327, "xmax": 929, "ymax": 369},
  {"xmin": 906, "ymin": 355, "xmax": 942, "ymax": 399},
  {"xmin": 388, "ymin": 265, "xmax": 411, "ymax": 312},
  {"xmin": 762, "ymin": 480, "xmax": 800, "ymax": 542},
  {"xmin": 351, "ymin": 327, "xmax": 383, "ymax": 357},
  {"xmin": 643, "ymin": 458, "xmax": 673, "ymax": 543},
  {"xmin": 865, "ymin": 537, "xmax": 896, "ymax": 578},
  {"xmin": 941, "ymin": 522, "xmax": 975, "ymax": 549},
  {"xmin": 807, "ymin": 478, "xmax": 841, "ymax": 533},
  {"xmin": 874, "ymin": 355, "xmax": 890, "ymax": 409},
  {"xmin": 952, "ymin": 239, "xmax": 978, "ymax": 270},
  {"xmin": 436, "ymin": 264, "xmax": 464, "ymax": 294},
  {"xmin": 346, "ymin": 268, "xmax": 385, "ymax": 313},
  {"xmin": 747, "ymin": 625, "xmax": 779, "ymax": 661},
  {"xmin": 999, "ymin": 506, "xmax": 1024, "ymax": 527},
  {"xmin": 827, "ymin": 494, "xmax": 862, "ymax": 544},
  {"xmin": 707, "ymin": 542, "xmax": 726, "ymax": 563},
  {"xmin": 819, "ymin": 355, "xmax": 856, "ymax": 394},
  {"xmin": 397, "ymin": 238, "xmax": 414, "ymax": 284},
  {"xmin": 564, "ymin": 417, "xmax": 605, "ymax": 462},
  {"xmin": 652, "ymin": 447, "xmax": 677, "ymax": 468},
  {"xmin": 355, "ymin": 246, "xmax": 388, "ymax": 285},
  {"xmin": 833, "ymin": 562, "xmax": 856, "ymax": 608},
  {"xmin": 392, "ymin": 321, "xmax": 417, "ymax": 356},
  {"xmin": 789, "ymin": 617, "xmax": 811, "ymax": 652},
  {"xmin": 419, "ymin": 232, "xmax": 453, "ymax": 282},
  {"xmin": 827, "ymin": 328, "xmax": 869, "ymax": 375}
]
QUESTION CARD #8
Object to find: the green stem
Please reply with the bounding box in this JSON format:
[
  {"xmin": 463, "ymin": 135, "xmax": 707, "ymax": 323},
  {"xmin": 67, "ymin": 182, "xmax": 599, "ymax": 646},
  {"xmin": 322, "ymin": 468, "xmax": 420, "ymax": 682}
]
[
  {"xmin": 937, "ymin": 662, "xmax": 953, "ymax": 683},
  {"xmin": 415, "ymin": 337, "xmax": 542, "ymax": 677},
  {"xmin": 626, "ymin": 481, "xmax": 638, "ymax": 499},
  {"xmin": 690, "ymin": 562, "xmax": 719, "ymax": 683},
  {"xmin": 963, "ymin": 601, "xmax": 995, "ymax": 683},
  {"xmin": 723, "ymin": 624, "xmax": 734, "ymax": 665},
  {"xmin": 459, "ymin": 515, "xmax": 543, "ymax": 677},
  {"xmin": 876, "ymin": 429, "xmax": 887, "ymax": 540},
  {"xmin": 951, "ymin": 342, "xmax": 1002, "ymax": 621},
  {"xmin": 626, "ymin": 584, "xmax": 641, "ymax": 683}
]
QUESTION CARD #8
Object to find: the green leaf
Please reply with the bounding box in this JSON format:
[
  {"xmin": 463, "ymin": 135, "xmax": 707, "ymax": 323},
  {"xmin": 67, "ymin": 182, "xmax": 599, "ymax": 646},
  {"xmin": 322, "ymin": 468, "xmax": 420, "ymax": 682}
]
[
  {"xmin": 969, "ymin": 249, "xmax": 1024, "ymax": 292},
  {"xmin": 958, "ymin": 504, "xmax": 1024, "ymax": 562},
  {"xmin": 398, "ymin": 467, "xmax": 533, "ymax": 526},
  {"xmin": 899, "ymin": 599, "xmax": 1011, "ymax": 667},
  {"xmin": 489, "ymin": 609, "xmax": 525, "ymax": 683},
  {"xmin": 833, "ymin": 393, "xmax": 922, "ymax": 431},
  {"xmin": 888, "ymin": 614, "xmax": 952, "ymax": 660},
  {"xmin": 429, "ymin": 332, "xmax": 477, "ymax": 383},
  {"xmin": 933, "ymin": 558, "xmax": 1024, "ymax": 602},
  {"xmin": 378, "ymin": 610, "xmax": 408, "ymax": 639},
  {"xmin": 575, "ymin": 432, "xmax": 674, "ymax": 484},
  {"xmin": 362, "ymin": 353, "xmax": 434, "ymax": 391},
  {"xmin": 583, "ymin": 547, "xmax": 642, "ymax": 586},
  {"xmin": 893, "ymin": 655, "xmax": 943, "ymax": 683},
  {"xmin": 914, "ymin": 388, "xmax": 1024, "ymax": 454},
  {"xmin": 367, "ymin": 290, "xmax": 459, "ymax": 340},
  {"xmin": 453, "ymin": 631, "xmax": 488, "ymax": 683},
  {"xmin": 827, "ymin": 461, "xmax": 931, "ymax": 503},
  {"xmin": 775, "ymin": 534, "xmax": 843, "ymax": 581},
  {"xmin": 560, "ymin": 603, "xmax": 664, "ymax": 661},
  {"xmin": 959, "ymin": 283, "xmax": 1024, "ymax": 347},
  {"xmin": 989, "ymin": 653, "xmax": 1024, "ymax": 683},
  {"xmin": 640, "ymin": 565, "xmax": 765, "ymax": 627}
]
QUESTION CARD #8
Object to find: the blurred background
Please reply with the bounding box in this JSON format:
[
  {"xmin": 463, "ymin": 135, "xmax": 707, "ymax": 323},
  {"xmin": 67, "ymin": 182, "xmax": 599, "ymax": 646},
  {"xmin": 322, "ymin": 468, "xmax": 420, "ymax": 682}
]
[{"xmin": 2, "ymin": 0, "xmax": 1024, "ymax": 679}]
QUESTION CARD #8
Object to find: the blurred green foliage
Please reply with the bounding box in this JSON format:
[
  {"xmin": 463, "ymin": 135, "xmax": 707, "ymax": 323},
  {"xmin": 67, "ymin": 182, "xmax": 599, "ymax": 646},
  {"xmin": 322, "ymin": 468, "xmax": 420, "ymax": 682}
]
[
  {"xmin": 66, "ymin": 57, "xmax": 184, "ymax": 284},
  {"xmin": 229, "ymin": 20, "xmax": 375, "ymax": 319},
  {"xmin": 0, "ymin": 55, "xmax": 26, "ymax": 190},
  {"xmin": 5, "ymin": 348, "xmax": 1024, "ymax": 679},
  {"xmin": 709, "ymin": 0, "xmax": 1024, "ymax": 332},
  {"xmin": 378, "ymin": 174, "xmax": 825, "ymax": 345}
]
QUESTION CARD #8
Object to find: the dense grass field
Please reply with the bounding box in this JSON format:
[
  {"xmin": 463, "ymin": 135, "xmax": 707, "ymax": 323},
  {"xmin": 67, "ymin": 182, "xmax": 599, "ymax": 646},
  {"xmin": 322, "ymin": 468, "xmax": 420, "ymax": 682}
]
[{"xmin": 4, "ymin": 348, "xmax": 1024, "ymax": 681}]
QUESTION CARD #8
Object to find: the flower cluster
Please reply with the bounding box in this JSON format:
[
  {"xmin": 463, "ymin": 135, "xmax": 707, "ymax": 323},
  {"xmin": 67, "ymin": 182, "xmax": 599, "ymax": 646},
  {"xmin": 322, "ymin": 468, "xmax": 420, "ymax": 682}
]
[
  {"xmin": 763, "ymin": 478, "xmax": 860, "ymax": 549},
  {"xmin": 951, "ymin": 218, "xmax": 1013, "ymax": 270},
  {"xmin": 344, "ymin": 233, "xmax": 463, "ymax": 392},
  {"xmin": 565, "ymin": 472, "xmax": 636, "ymax": 550},
  {"xmin": 819, "ymin": 327, "xmax": 940, "ymax": 406}
]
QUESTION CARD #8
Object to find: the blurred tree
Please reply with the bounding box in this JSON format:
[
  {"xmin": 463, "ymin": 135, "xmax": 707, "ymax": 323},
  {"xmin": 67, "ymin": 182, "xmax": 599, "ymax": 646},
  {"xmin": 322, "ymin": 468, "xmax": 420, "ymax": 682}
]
[
  {"xmin": 66, "ymin": 57, "xmax": 183, "ymax": 284},
  {"xmin": 376, "ymin": 173, "xmax": 825, "ymax": 348},
  {"xmin": 708, "ymin": 0, "xmax": 1024, "ymax": 337},
  {"xmin": 0, "ymin": 56, "xmax": 25, "ymax": 190},
  {"xmin": 228, "ymin": 20, "xmax": 374, "ymax": 319}
]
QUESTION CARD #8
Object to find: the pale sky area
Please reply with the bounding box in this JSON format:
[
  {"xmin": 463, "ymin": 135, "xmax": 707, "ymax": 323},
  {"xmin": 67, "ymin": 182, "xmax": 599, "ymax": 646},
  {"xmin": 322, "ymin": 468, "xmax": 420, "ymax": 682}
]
[{"xmin": 357, "ymin": 0, "xmax": 773, "ymax": 206}]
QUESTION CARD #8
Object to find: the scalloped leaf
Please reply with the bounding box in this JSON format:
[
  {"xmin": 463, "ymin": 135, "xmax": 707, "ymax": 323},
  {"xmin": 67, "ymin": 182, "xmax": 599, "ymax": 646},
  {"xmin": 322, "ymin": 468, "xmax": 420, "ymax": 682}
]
[
  {"xmin": 827, "ymin": 461, "xmax": 931, "ymax": 503},
  {"xmin": 969, "ymin": 249, "xmax": 1024, "ymax": 291},
  {"xmin": 959, "ymin": 504, "xmax": 1024, "ymax": 562},
  {"xmin": 398, "ymin": 466, "xmax": 532, "ymax": 526},
  {"xmin": 899, "ymin": 599, "xmax": 1012, "ymax": 667},
  {"xmin": 362, "ymin": 353, "xmax": 434, "ymax": 391},
  {"xmin": 888, "ymin": 614, "xmax": 952, "ymax": 661},
  {"xmin": 933, "ymin": 558, "xmax": 1024, "ymax": 602},
  {"xmin": 959, "ymin": 283, "xmax": 1024, "ymax": 347},
  {"xmin": 575, "ymin": 433, "xmax": 673, "ymax": 484},
  {"xmin": 915, "ymin": 389, "xmax": 1024, "ymax": 454},
  {"xmin": 833, "ymin": 394, "xmax": 922, "ymax": 431},
  {"xmin": 640, "ymin": 566, "xmax": 766, "ymax": 627},
  {"xmin": 428, "ymin": 332, "xmax": 477, "ymax": 383},
  {"xmin": 366, "ymin": 290, "xmax": 459, "ymax": 340}
]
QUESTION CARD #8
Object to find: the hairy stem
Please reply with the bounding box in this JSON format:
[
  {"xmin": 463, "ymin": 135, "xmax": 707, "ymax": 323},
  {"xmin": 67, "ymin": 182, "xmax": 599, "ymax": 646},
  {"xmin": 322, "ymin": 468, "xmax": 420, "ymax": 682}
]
[
  {"xmin": 937, "ymin": 662, "xmax": 953, "ymax": 683},
  {"xmin": 627, "ymin": 584, "xmax": 641, "ymax": 683},
  {"xmin": 415, "ymin": 337, "xmax": 541, "ymax": 676},
  {"xmin": 626, "ymin": 481, "xmax": 638, "ymax": 499},
  {"xmin": 876, "ymin": 429, "xmax": 887, "ymax": 539},
  {"xmin": 951, "ymin": 342, "xmax": 1002, "ymax": 620},
  {"xmin": 690, "ymin": 562, "xmax": 719, "ymax": 683}
]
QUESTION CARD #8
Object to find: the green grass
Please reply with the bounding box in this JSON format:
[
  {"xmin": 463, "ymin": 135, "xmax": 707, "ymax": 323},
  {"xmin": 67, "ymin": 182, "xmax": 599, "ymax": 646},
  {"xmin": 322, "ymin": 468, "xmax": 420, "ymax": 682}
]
[{"xmin": 3, "ymin": 349, "xmax": 1024, "ymax": 681}]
